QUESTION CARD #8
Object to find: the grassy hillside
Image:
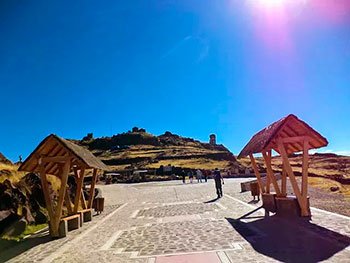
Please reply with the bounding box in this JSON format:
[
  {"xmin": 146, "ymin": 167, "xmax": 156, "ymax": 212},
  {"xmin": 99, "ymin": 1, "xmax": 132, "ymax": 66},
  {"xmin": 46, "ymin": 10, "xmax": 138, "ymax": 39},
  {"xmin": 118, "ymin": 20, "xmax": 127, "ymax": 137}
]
[
  {"xmin": 76, "ymin": 130, "xmax": 242, "ymax": 171},
  {"xmin": 239, "ymin": 153, "xmax": 350, "ymax": 199}
]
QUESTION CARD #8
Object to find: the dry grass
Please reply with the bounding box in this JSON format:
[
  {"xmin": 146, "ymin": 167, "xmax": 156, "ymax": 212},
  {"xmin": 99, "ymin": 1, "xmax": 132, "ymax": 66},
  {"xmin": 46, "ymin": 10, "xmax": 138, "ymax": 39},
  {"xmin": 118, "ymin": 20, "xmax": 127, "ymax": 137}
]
[
  {"xmin": 0, "ymin": 163, "xmax": 26, "ymax": 184},
  {"xmin": 308, "ymin": 177, "xmax": 350, "ymax": 199}
]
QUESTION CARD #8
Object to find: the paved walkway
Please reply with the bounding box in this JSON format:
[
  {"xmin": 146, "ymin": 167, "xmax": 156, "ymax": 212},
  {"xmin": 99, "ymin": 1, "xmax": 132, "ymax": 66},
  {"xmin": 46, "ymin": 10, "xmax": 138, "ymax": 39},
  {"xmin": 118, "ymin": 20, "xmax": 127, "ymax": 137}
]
[{"xmin": 1, "ymin": 179, "xmax": 350, "ymax": 263}]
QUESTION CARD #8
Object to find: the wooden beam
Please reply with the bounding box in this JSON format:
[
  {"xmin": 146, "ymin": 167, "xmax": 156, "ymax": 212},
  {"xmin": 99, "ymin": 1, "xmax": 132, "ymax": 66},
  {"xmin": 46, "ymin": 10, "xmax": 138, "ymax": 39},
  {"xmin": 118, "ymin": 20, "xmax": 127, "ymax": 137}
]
[
  {"xmin": 74, "ymin": 168, "xmax": 85, "ymax": 213},
  {"xmin": 81, "ymin": 191, "xmax": 87, "ymax": 209},
  {"xmin": 53, "ymin": 159, "xmax": 71, "ymax": 233},
  {"xmin": 281, "ymin": 136, "xmax": 308, "ymax": 144},
  {"xmin": 262, "ymin": 151, "xmax": 281, "ymax": 196},
  {"xmin": 266, "ymin": 174, "xmax": 271, "ymax": 193},
  {"xmin": 39, "ymin": 165, "xmax": 55, "ymax": 233},
  {"xmin": 44, "ymin": 149, "xmax": 68, "ymax": 175},
  {"xmin": 249, "ymin": 154, "xmax": 265, "ymax": 193},
  {"xmin": 283, "ymin": 124, "xmax": 305, "ymax": 149},
  {"xmin": 281, "ymin": 167, "xmax": 287, "ymax": 196},
  {"xmin": 278, "ymin": 140, "xmax": 308, "ymax": 216},
  {"xmin": 88, "ymin": 169, "xmax": 99, "ymax": 208},
  {"xmin": 40, "ymin": 156, "xmax": 70, "ymax": 163},
  {"xmin": 277, "ymin": 132, "xmax": 301, "ymax": 153},
  {"xmin": 301, "ymin": 138, "xmax": 310, "ymax": 216},
  {"xmin": 42, "ymin": 144, "xmax": 64, "ymax": 174},
  {"xmin": 64, "ymin": 190, "xmax": 73, "ymax": 215}
]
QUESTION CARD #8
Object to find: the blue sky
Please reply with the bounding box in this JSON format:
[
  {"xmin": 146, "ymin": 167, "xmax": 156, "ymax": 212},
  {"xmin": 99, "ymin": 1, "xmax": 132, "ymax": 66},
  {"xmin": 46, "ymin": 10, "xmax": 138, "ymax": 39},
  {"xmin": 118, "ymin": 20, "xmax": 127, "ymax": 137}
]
[{"xmin": 1, "ymin": 0, "xmax": 350, "ymax": 161}]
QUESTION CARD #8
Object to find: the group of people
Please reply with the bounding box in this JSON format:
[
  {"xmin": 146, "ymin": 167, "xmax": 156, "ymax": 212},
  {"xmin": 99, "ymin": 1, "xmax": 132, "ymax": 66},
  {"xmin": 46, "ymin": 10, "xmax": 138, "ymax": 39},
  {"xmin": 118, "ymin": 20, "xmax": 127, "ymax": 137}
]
[
  {"xmin": 180, "ymin": 169, "xmax": 208, "ymax": 184},
  {"xmin": 180, "ymin": 168, "xmax": 224, "ymax": 198}
]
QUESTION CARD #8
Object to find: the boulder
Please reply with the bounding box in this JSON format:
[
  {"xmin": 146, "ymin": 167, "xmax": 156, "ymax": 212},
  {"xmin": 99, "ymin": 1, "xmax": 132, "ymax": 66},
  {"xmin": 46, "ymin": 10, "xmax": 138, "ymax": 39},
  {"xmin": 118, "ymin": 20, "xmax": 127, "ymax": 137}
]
[
  {"xmin": 330, "ymin": 186, "xmax": 340, "ymax": 192},
  {"xmin": 2, "ymin": 218, "xmax": 27, "ymax": 237},
  {"xmin": 34, "ymin": 208, "xmax": 48, "ymax": 224},
  {"xmin": 0, "ymin": 210, "xmax": 19, "ymax": 235}
]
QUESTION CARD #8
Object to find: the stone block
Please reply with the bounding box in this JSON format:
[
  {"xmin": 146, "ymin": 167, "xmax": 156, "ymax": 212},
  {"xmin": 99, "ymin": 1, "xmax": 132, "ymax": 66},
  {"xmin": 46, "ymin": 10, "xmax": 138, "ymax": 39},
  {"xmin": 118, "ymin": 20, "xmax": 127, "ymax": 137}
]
[
  {"xmin": 67, "ymin": 216, "xmax": 80, "ymax": 231},
  {"xmin": 262, "ymin": 193, "xmax": 277, "ymax": 213},
  {"xmin": 58, "ymin": 220, "xmax": 68, "ymax": 238},
  {"xmin": 275, "ymin": 196, "xmax": 311, "ymax": 218}
]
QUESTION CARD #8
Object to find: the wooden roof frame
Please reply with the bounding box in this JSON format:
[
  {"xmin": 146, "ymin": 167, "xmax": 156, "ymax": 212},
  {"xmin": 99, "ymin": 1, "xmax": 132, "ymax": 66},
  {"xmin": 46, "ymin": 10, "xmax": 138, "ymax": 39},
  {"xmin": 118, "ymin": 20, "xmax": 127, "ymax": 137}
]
[
  {"xmin": 238, "ymin": 114, "xmax": 328, "ymax": 158},
  {"xmin": 238, "ymin": 115, "xmax": 328, "ymax": 217},
  {"xmin": 19, "ymin": 134, "xmax": 108, "ymax": 237}
]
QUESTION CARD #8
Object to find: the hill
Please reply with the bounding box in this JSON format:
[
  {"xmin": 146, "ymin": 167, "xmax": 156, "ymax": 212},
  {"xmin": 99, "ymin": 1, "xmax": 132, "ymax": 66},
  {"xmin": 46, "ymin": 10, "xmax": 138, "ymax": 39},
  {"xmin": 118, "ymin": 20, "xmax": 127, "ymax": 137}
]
[
  {"xmin": 74, "ymin": 129, "xmax": 242, "ymax": 171},
  {"xmin": 240, "ymin": 153, "xmax": 350, "ymax": 181},
  {"xmin": 0, "ymin": 152, "xmax": 12, "ymax": 165},
  {"xmin": 239, "ymin": 153, "xmax": 350, "ymax": 201}
]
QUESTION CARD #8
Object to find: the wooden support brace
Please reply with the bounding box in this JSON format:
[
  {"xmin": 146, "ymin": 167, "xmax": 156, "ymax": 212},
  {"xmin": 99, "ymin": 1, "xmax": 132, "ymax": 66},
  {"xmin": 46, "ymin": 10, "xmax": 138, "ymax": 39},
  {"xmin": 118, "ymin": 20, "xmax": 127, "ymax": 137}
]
[
  {"xmin": 88, "ymin": 169, "xmax": 99, "ymax": 208},
  {"xmin": 278, "ymin": 140, "xmax": 308, "ymax": 216},
  {"xmin": 249, "ymin": 154, "xmax": 265, "ymax": 193},
  {"xmin": 53, "ymin": 159, "xmax": 71, "ymax": 235},
  {"xmin": 39, "ymin": 165, "xmax": 55, "ymax": 232},
  {"xmin": 301, "ymin": 138, "xmax": 310, "ymax": 216},
  {"xmin": 262, "ymin": 151, "xmax": 281, "ymax": 196},
  {"xmin": 74, "ymin": 168, "xmax": 85, "ymax": 213},
  {"xmin": 281, "ymin": 167, "xmax": 287, "ymax": 196},
  {"xmin": 81, "ymin": 190, "xmax": 87, "ymax": 210}
]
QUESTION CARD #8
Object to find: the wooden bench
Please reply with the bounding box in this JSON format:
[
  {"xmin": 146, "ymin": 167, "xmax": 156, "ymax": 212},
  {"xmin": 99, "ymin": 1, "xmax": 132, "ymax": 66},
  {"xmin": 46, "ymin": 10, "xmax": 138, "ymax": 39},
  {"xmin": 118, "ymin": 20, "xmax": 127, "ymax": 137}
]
[
  {"xmin": 58, "ymin": 214, "xmax": 80, "ymax": 237},
  {"xmin": 78, "ymin": 209, "xmax": 92, "ymax": 226}
]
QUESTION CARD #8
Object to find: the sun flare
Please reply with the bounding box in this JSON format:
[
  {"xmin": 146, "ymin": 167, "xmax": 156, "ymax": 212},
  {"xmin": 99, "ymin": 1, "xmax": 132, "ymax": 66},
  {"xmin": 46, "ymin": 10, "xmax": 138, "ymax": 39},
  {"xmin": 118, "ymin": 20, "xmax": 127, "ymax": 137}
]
[{"xmin": 253, "ymin": 0, "xmax": 287, "ymax": 9}]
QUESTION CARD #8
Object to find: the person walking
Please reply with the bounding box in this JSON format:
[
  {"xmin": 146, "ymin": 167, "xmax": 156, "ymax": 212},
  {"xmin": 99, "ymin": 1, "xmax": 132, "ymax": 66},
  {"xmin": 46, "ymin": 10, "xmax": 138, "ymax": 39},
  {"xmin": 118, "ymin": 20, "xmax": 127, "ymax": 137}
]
[
  {"xmin": 181, "ymin": 169, "xmax": 186, "ymax": 184},
  {"xmin": 213, "ymin": 168, "xmax": 224, "ymax": 198},
  {"xmin": 188, "ymin": 170, "xmax": 194, "ymax": 183},
  {"xmin": 203, "ymin": 170, "xmax": 208, "ymax": 182},
  {"xmin": 196, "ymin": 169, "xmax": 203, "ymax": 183}
]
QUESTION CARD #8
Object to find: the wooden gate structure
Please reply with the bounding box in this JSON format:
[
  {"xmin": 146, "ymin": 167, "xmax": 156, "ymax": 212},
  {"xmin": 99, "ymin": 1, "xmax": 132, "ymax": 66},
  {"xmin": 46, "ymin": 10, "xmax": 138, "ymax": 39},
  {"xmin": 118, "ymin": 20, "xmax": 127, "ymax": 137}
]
[
  {"xmin": 19, "ymin": 134, "xmax": 108, "ymax": 237},
  {"xmin": 238, "ymin": 114, "xmax": 328, "ymax": 217}
]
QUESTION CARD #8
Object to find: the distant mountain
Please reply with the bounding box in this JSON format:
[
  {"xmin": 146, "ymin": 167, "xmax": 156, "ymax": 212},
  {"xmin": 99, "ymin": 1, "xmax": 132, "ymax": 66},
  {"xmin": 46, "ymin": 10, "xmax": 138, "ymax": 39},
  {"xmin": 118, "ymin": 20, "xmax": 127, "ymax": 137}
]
[{"xmin": 73, "ymin": 129, "xmax": 243, "ymax": 171}]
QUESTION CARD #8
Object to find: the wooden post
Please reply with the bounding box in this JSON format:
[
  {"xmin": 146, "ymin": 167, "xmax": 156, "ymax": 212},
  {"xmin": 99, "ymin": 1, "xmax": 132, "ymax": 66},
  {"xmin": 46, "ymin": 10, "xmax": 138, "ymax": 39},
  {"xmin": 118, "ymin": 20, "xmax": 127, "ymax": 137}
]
[
  {"xmin": 281, "ymin": 166, "xmax": 287, "ymax": 196},
  {"xmin": 53, "ymin": 159, "xmax": 71, "ymax": 235},
  {"xmin": 73, "ymin": 168, "xmax": 85, "ymax": 213},
  {"xmin": 278, "ymin": 140, "xmax": 308, "ymax": 216},
  {"xmin": 266, "ymin": 173, "xmax": 271, "ymax": 193},
  {"xmin": 262, "ymin": 151, "xmax": 281, "ymax": 196},
  {"xmin": 88, "ymin": 169, "xmax": 99, "ymax": 208},
  {"xmin": 39, "ymin": 165, "xmax": 55, "ymax": 233},
  {"xmin": 81, "ymin": 191, "xmax": 87, "ymax": 209},
  {"xmin": 249, "ymin": 154, "xmax": 265, "ymax": 193},
  {"xmin": 301, "ymin": 138, "xmax": 310, "ymax": 216}
]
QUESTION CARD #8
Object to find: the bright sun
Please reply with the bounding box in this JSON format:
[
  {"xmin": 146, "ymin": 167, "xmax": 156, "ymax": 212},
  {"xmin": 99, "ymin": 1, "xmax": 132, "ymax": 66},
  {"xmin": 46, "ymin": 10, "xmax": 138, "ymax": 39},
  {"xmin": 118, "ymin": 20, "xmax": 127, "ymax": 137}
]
[{"xmin": 255, "ymin": 0, "xmax": 287, "ymax": 8}]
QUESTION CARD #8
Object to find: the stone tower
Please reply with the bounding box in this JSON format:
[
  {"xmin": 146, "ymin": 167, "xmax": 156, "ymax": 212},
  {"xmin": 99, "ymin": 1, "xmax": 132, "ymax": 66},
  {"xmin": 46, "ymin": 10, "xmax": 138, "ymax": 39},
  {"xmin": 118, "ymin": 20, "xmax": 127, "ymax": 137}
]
[{"xmin": 209, "ymin": 134, "xmax": 216, "ymax": 145}]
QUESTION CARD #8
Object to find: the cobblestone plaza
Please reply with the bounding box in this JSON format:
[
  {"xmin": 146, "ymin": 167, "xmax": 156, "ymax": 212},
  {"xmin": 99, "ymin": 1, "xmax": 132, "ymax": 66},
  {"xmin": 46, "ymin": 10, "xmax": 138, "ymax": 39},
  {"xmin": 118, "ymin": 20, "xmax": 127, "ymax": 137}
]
[{"xmin": 2, "ymin": 179, "xmax": 350, "ymax": 263}]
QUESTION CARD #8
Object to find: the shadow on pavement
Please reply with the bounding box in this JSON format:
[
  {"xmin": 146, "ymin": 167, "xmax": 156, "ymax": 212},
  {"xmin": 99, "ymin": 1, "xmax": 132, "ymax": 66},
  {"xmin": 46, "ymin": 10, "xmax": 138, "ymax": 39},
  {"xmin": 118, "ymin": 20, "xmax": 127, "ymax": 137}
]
[
  {"xmin": 204, "ymin": 197, "xmax": 220, "ymax": 203},
  {"xmin": 0, "ymin": 229, "xmax": 52, "ymax": 262},
  {"xmin": 226, "ymin": 214, "xmax": 350, "ymax": 263}
]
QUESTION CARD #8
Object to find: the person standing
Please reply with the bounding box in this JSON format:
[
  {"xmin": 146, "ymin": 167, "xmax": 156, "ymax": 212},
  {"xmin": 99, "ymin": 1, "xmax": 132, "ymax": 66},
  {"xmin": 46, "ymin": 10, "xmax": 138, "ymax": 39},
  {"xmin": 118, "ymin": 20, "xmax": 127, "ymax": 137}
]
[
  {"xmin": 181, "ymin": 169, "xmax": 186, "ymax": 184},
  {"xmin": 188, "ymin": 170, "xmax": 194, "ymax": 183},
  {"xmin": 196, "ymin": 169, "xmax": 203, "ymax": 183},
  {"xmin": 213, "ymin": 168, "xmax": 224, "ymax": 198},
  {"xmin": 204, "ymin": 170, "xmax": 208, "ymax": 182}
]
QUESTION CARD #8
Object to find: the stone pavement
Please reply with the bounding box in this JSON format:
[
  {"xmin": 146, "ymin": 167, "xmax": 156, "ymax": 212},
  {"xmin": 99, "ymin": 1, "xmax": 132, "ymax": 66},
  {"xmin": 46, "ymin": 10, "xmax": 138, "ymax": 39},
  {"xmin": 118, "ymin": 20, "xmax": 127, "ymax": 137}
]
[{"xmin": 1, "ymin": 179, "xmax": 350, "ymax": 263}]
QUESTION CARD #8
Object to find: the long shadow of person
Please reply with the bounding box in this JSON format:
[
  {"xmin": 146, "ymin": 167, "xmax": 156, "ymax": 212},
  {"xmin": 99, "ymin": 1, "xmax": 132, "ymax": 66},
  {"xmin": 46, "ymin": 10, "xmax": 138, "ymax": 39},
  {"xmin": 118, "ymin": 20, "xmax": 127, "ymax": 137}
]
[{"xmin": 204, "ymin": 197, "xmax": 220, "ymax": 203}]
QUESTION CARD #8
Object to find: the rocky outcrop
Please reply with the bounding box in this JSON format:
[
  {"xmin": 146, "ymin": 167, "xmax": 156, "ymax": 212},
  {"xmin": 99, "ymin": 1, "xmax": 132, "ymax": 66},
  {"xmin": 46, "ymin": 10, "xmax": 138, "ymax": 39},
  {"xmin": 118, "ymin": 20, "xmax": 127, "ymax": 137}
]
[
  {"xmin": 0, "ymin": 172, "xmax": 47, "ymax": 236},
  {"xmin": 0, "ymin": 152, "xmax": 12, "ymax": 165}
]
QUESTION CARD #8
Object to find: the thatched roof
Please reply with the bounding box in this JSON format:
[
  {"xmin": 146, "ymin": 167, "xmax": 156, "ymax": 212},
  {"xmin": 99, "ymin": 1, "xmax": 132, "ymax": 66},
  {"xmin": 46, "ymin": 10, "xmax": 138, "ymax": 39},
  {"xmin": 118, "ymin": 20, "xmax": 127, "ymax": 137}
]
[
  {"xmin": 19, "ymin": 134, "xmax": 108, "ymax": 176},
  {"xmin": 238, "ymin": 114, "xmax": 328, "ymax": 158}
]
